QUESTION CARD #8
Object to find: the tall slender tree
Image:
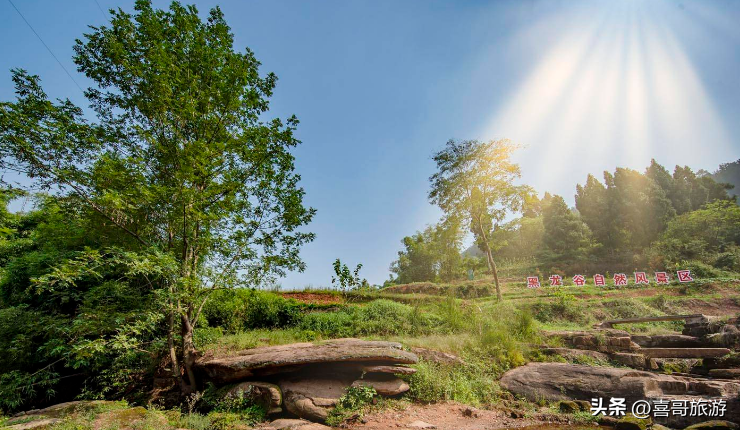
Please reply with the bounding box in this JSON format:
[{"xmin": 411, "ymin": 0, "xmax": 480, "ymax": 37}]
[
  {"xmin": 0, "ymin": 1, "xmax": 314, "ymax": 392},
  {"xmin": 429, "ymin": 139, "xmax": 529, "ymax": 300}
]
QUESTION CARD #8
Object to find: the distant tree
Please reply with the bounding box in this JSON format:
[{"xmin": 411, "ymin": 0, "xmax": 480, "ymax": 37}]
[
  {"xmin": 389, "ymin": 230, "xmax": 437, "ymax": 284},
  {"xmin": 576, "ymin": 174, "xmax": 612, "ymax": 251},
  {"xmin": 491, "ymin": 215, "xmax": 544, "ymax": 262},
  {"xmin": 610, "ymin": 168, "xmax": 676, "ymax": 250},
  {"xmin": 540, "ymin": 195, "xmax": 592, "ymax": 264},
  {"xmin": 430, "ymin": 216, "xmax": 465, "ymax": 282},
  {"xmin": 673, "ymin": 165, "xmax": 732, "ymax": 214},
  {"xmin": 0, "ymin": 1, "xmax": 314, "ymax": 394},
  {"xmin": 389, "ymin": 217, "xmax": 464, "ymax": 283},
  {"xmin": 429, "ymin": 139, "xmax": 530, "ymax": 300},
  {"xmin": 713, "ymin": 160, "xmax": 740, "ymax": 203}
]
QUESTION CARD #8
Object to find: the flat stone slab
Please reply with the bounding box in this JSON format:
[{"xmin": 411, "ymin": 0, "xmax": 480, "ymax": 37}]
[
  {"xmin": 709, "ymin": 369, "xmax": 740, "ymax": 379},
  {"xmin": 352, "ymin": 376, "xmax": 410, "ymax": 396},
  {"xmin": 362, "ymin": 365, "xmax": 417, "ymax": 375},
  {"xmin": 640, "ymin": 348, "xmax": 731, "ymax": 359},
  {"xmin": 632, "ymin": 334, "xmax": 708, "ymax": 348},
  {"xmin": 196, "ymin": 338, "xmax": 418, "ymax": 383}
]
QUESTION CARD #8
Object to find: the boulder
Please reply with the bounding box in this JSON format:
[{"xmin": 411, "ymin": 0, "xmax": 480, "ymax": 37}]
[
  {"xmin": 196, "ymin": 338, "xmax": 418, "ymax": 383},
  {"xmin": 573, "ymin": 399, "xmax": 591, "ymax": 411},
  {"xmin": 558, "ymin": 400, "xmax": 579, "ymax": 413},
  {"xmin": 615, "ymin": 414, "xmax": 651, "ymax": 430},
  {"xmin": 684, "ymin": 421, "xmax": 739, "ymax": 430},
  {"xmin": 352, "ymin": 376, "xmax": 409, "ymax": 396},
  {"xmin": 278, "ymin": 377, "xmax": 351, "ymax": 422},
  {"xmin": 609, "ymin": 352, "xmax": 648, "ymax": 369},
  {"xmin": 500, "ymin": 362, "xmax": 740, "ymax": 427}
]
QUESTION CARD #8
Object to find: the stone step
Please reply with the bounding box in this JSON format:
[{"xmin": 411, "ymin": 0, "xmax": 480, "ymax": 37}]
[
  {"xmin": 640, "ymin": 348, "xmax": 731, "ymax": 359},
  {"xmin": 709, "ymin": 369, "xmax": 740, "ymax": 379}
]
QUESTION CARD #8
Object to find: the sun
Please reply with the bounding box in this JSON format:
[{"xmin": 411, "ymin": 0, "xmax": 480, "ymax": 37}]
[{"xmin": 480, "ymin": 0, "xmax": 733, "ymax": 199}]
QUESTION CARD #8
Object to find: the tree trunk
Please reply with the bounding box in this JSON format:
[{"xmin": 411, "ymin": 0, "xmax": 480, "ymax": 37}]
[
  {"xmin": 180, "ymin": 313, "xmax": 197, "ymax": 394},
  {"xmin": 167, "ymin": 309, "xmax": 187, "ymax": 391},
  {"xmin": 481, "ymin": 241, "xmax": 502, "ymax": 301},
  {"xmin": 475, "ymin": 216, "xmax": 503, "ymax": 301}
]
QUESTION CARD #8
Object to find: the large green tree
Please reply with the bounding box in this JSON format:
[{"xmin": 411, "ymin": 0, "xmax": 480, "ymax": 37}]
[
  {"xmin": 0, "ymin": 0, "xmax": 314, "ymax": 393},
  {"xmin": 540, "ymin": 194, "xmax": 592, "ymax": 265},
  {"xmin": 429, "ymin": 139, "xmax": 529, "ymax": 300},
  {"xmin": 389, "ymin": 217, "xmax": 464, "ymax": 284}
]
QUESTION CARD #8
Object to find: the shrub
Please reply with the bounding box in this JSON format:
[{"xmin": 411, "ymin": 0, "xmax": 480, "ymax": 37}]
[
  {"xmin": 530, "ymin": 289, "xmax": 587, "ymax": 324},
  {"xmin": 201, "ymin": 289, "xmax": 303, "ymax": 332},
  {"xmin": 299, "ymin": 309, "xmax": 357, "ymax": 337},
  {"xmin": 193, "ymin": 327, "xmax": 224, "ymax": 349},
  {"xmin": 326, "ymin": 386, "xmax": 376, "ymax": 427},
  {"xmin": 356, "ymin": 300, "xmax": 414, "ymax": 336}
]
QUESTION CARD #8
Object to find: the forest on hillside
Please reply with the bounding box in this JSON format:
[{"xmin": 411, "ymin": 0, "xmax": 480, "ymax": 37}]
[{"xmin": 389, "ymin": 157, "xmax": 740, "ymax": 285}]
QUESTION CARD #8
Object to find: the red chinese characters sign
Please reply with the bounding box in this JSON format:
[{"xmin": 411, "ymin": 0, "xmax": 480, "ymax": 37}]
[{"xmin": 525, "ymin": 270, "xmax": 694, "ymax": 287}]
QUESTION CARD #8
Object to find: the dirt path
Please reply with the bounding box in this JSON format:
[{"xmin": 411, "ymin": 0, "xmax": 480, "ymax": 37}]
[{"xmin": 347, "ymin": 403, "xmax": 564, "ymax": 430}]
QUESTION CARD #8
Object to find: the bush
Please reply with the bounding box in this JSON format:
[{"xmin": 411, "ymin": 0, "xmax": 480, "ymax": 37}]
[
  {"xmin": 201, "ymin": 289, "xmax": 303, "ymax": 332},
  {"xmin": 299, "ymin": 309, "xmax": 357, "ymax": 337},
  {"xmin": 326, "ymin": 386, "xmax": 376, "ymax": 427},
  {"xmin": 530, "ymin": 289, "xmax": 588, "ymax": 324},
  {"xmin": 356, "ymin": 300, "xmax": 414, "ymax": 336},
  {"xmin": 299, "ymin": 299, "xmax": 433, "ymax": 337},
  {"xmin": 193, "ymin": 327, "xmax": 224, "ymax": 349}
]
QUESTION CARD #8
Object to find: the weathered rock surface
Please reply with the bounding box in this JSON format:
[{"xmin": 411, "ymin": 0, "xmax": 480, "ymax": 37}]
[
  {"xmin": 352, "ymin": 375, "xmax": 409, "ymax": 396},
  {"xmin": 709, "ymin": 368, "xmax": 740, "ymax": 379},
  {"xmin": 278, "ymin": 377, "xmax": 351, "ymax": 422},
  {"xmin": 362, "ymin": 365, "xmax": 416, "ymax": 375},
  {"xmin": 11, "ymin": 401, "xmax": 119, "ymax": 418},
  {"xmin": 3, "ymin": 418, "xmax": 61, "ymax": 430},
  {"xmin": 640, "ymin": 347, "xmax": 731, "ymax": 359},
  {"xmin": 196, "ymin": 338, "xmax": 418, "ymax": 383},
  {"xmin": 632, "ymin": 334, "xmax": 707, "ymax": 348},
  {"xmin": 684, "ymin": 421, "xmax": 739, "ymax": 430},
  {"xmin": 609, "ymin": 352, "xmax": 650, "ymax": 369},
  {"xmin": 500, "ymin": 362, "xmax": 740, "ymax": 427},
  {"xmin": 546, "ymin": 329, "xmax": 640, "ymax": 352}
]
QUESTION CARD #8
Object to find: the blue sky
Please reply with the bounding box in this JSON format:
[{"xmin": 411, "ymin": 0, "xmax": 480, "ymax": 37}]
[{"xmin": 2, "ymin": 0, "xmax": 739, "ymax": 288}]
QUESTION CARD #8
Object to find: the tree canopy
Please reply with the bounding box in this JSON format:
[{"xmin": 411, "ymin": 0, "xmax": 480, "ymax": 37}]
[
  {"xmin": 0, "ymin": 0, "xmax": 314, "ymax": 401},
  {"xmin": 428, "ymin": 139, "xmax": 530, "ymax": 300}
]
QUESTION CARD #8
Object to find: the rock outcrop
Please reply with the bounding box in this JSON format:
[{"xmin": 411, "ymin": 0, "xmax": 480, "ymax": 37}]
[
  {"xmin": 197, "ymin": 339, "xmax": 420, "ymax": 423},
  {"xmin": 278, "ymin": 377, "xmax": 351, "ymax": 422},
  {"xmin": 500, "ymin": 362, "xmax": 740, "ymax": 428},
  {"xmin": 196, "ymin": 338, "xmax": 417, "ymax": 383}
]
